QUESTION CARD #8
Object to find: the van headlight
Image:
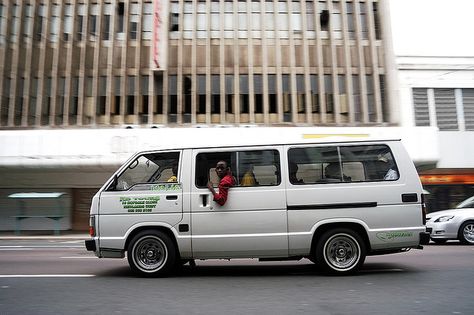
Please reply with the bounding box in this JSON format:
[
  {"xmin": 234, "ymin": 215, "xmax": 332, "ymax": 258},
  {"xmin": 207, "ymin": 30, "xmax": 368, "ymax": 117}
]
[{"xmin": 435, "ymin": 215, "xmax": 454, "ymax": 223}]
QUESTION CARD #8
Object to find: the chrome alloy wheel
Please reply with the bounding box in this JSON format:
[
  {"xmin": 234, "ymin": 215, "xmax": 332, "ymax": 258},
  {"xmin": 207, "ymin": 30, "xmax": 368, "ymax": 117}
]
[
  {"xmin": 132, "ymin": 236, "xmax": 168, "ymax": 272},
  {"xmin": 323, "ymin": 233, "xmax": 361, "ymax": 271},
  {"xmin": 462, "ymin": 223, "xmax": 474, "ymax": 244}
]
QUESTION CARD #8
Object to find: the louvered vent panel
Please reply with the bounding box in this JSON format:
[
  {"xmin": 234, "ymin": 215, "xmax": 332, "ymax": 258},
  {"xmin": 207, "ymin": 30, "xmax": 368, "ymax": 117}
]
[
  {"xmin": 412, "ymin": 88, "xmax": 430, "ymax": 126},
  {"xmin": 462, "ymin": 89, "xmax": 474, "ymax": 131},
  {"xmin": 434, "ymin": 89, "xmax": 458, "ymax": 131}
]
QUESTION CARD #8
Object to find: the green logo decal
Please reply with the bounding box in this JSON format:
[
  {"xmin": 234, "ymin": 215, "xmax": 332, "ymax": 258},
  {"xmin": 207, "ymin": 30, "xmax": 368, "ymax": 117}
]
[
  {"xmin": 376, "ymin": 231, "xmax": 414, "ymax": 242},
  {"xmin": 119, "ymin": 196, "xmax": 160, "ymax": 213},
  {"xmin": 151, "ymin": 183, "xmax": 181, "ymax": 191}
]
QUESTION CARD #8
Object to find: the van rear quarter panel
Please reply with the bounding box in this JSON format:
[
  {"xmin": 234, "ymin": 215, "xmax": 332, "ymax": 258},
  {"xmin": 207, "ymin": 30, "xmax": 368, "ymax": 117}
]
[{"xmin": 286, "ymin": 141, "xmax": 424, "ymax": 255}]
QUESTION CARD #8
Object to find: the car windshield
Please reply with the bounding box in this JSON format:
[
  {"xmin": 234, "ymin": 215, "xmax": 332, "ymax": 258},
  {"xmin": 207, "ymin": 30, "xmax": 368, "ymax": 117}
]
[{"xmin": 456, "ymin": 196, "xmax": 474, "ymax": 209}]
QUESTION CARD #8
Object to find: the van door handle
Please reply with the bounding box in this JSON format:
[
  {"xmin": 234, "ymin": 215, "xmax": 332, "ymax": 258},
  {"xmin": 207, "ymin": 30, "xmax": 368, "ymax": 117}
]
[
  {"xmin": 200, "ymin": 194, "xmax": 209, "ymax": 207},
  {"xmin": 166, "ymin": 195, "xmax": 178, "ymax": 200}
]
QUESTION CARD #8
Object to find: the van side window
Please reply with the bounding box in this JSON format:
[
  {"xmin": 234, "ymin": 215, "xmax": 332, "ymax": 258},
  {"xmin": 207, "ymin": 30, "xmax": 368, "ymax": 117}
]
[
  {"xmin": 195, "ymin": 150, "xmax": 281, "ymax": 188},
  {"xmin": 340, "ymin": 145, "xmax": 399, "ymax": 181},
  {"xmin": 288, "ymin": 144, "xmax": 399, "ymax": 185},
  {"xmin": 288, "ymin": 146, "xmax": 340, "ymax": 184},
  {"xmin": 110, "ymin": 151, "xmax": 180, "ymax": 191}
]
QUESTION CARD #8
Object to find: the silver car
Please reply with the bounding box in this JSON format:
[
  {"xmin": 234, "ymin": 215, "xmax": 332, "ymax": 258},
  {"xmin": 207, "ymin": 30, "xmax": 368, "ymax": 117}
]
[{"xmin": 426, "ymin": 196, "xmax": 474, "ymax": 245}]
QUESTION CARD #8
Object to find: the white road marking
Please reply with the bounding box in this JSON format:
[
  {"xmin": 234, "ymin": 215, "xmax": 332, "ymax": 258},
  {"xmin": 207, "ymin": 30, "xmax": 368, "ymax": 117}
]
[
  {"xmin": 60, "ymin": 256, "xmax": 97, "ymax": 259},
  {"xmin": 0, "ymin": 274, "xmax": 95, "ymax": 278},
  {"xmin": 0, "ymin": 245, "xmax": 84, "ymax": 249}
]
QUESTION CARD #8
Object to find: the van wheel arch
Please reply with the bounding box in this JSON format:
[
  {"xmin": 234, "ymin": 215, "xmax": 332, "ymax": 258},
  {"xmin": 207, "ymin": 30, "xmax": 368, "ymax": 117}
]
[
  {"xmin": 125, "ymin": 226, "xmax": 181, "ymax": 260},
  {"xmin": 310, "ymin": 223, "xmax": 370, "ymax": 260}
]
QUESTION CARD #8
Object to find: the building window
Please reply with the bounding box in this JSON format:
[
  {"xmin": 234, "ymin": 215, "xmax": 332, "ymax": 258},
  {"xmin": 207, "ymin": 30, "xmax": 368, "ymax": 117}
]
[
  {"xmin": 10, "ymin": 4, "xmax": 20, "ymax": 43},
  {"xmin": 296, "ymin": 74, "xmax": 305, "ymax": 114},
  {"xmin": 63, "ymin": 4, "xmax": 73, "ymax": 41},
  {"xmin": 197, "ymin": 74, "xmax": 206, "ymax": 115},
  {"xmin": 22, "ymin": 4, "xmax": 33, "ymax": 41},
  {"xmin": 211, "ymin": 75, "xmax": 220, "ymax": 114},
  {"xmin": 254, "ymin": 75, "xmax": 263, "ymax": 114},
  {"xmin": 126, "ymin": 76, "xmax": 136, "ymax": 115},
  {"xmin": 142, "ymin": 3, "xmax": 153, "ymax": 40},
  {"xmin": 325, "ymin": 74, "xmax": 333, "ymax": 113},
  {"xmin": 225, "ymin": 75, "xmax": 234, "ymax": 114},
  {"xmin": 34, "ymin": 4, "xmax": 46, "ymax": 41},
  {"xmin": 89, "ymin": 4, "xmax": 99, "ymax": 41},
  {"xmin": 102, "ymin": 4, "xmax": 113, "ymax": 40},
  {"xmin": 372, "ymin": 2, "xmax": 382, "ymax": 40},
  {"xmin": 359, "ymin": 2, "xmax": 368, "ymax": 40},
  {"xmin": 240, "ymin": 75, "xmax": 249, "ymax": 114},
  {"xmin": 168, "ymin": 75, "xmax": 178, "ymax": 122},
  {"xmin": 352, "ymin": 75, "xmax": 361, "ymax": 121},
  {"xmin": 76, "ymin": 4, "xmax": 86, "ymax": 41},
  {"xmin": 282, "ymin": 74, "xmax": 292, "ymax": 121},
  {"xmin": 116, "ymin": 2, "xmax": 125, "ymax": 40},
  {"xmin": 70, "ymin": 77, "xmax": 79, "ymax": 118},
  {"xmin": 170, "ymin": 5, "xmax": 179, "ymax": 32},
  {"xmin": 129, "ymin": 3, "xmax": 139, "ymax": 40},
  {"xmin": 310, "ymin": 74, "xmax": 319, "ymax": 113},
  {"xmin": 113, "ymin": 76, "xmax": 121, "ymax": 115},
  {"xmin": 0, "ymin": 3, "xmax": 4, "ymax": 44},
  {"xmin": 346, "ymin": 2, "xmax": 355, "ymax": 39},
  {"xmin": 56, "ymin": 77, "xmax": 66, "ymax": 125},
  {"xmin": 28, "ymin": 78, "xmax": 38, "ymax": 126},
  {"xmin": 98, "ymin": 76, "xmax": 107, "ymax": 115},
  {"xmin": 50, "ymin": 4, "xmax": 60, "ymax": 42},
  {"xmin": 331, "ymin": 2, "xmax": 342, "ymax": 39},
  {"xmin": 366, "ymin": 75, "xmax": 375, "ymax": 121}
]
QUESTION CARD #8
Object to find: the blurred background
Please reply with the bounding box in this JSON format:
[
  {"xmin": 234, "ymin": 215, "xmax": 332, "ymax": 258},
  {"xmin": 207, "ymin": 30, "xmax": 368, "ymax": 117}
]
[{"xmin": 0, "ymin": 0, "xmax": 473, "ymax": 234}]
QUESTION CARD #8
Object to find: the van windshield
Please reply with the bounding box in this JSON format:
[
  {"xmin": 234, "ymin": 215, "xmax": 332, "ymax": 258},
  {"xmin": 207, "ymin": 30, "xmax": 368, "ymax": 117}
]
[{"xmin": 111, "ymin": 152, "xmax": 180, "ymax": 191}]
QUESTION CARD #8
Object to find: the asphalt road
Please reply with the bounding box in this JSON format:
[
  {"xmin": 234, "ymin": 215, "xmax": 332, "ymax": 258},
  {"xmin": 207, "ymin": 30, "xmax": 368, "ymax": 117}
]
[{"xmin": 1, "ymin": 239, "xmax": 473, "ymax": 315}]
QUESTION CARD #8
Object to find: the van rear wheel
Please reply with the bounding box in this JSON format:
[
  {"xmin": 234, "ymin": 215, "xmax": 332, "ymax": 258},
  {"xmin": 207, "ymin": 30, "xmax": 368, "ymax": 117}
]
[
  {"xmin": 127, "ymin": 230, "xmax": 176, "ymax": 277},
  {"xmin": 315, "ymin": 228, "xmax": 366, "ymax": 275}
]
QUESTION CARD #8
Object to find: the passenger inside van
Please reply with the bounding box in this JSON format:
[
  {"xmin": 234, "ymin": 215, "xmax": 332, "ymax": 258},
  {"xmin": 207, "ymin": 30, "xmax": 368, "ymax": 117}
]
[
  {"xmin": 207, "ymin": 160, "xmax": 235, "ymax": 206},
  {"xmin": 324, "ymin": 163, "xmax": 351, "ymax": 182},
  {"xmin": 289, "ymin": 162, "xmax": 304, "ymax": 184},
  {"xmin": 241, "ymin": 165, "xmax": 258, "ymax": 186}
]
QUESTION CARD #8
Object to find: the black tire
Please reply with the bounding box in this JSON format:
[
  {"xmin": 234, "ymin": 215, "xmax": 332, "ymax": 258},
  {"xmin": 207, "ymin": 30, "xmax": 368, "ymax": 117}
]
[
  {"xmin": 458, "ymin": 221, "xmax": 474, "ymax": 245},
  {"xmin": 315, "ymin": 228, "xmax": 366, "ymax": 275},
  {"xmin": 127, "ymin": 230, "xmax": 177, "ymax": 277},
  {"xmin": 432, "ymin": 239, "xmax": 447, "ymax": 245}
]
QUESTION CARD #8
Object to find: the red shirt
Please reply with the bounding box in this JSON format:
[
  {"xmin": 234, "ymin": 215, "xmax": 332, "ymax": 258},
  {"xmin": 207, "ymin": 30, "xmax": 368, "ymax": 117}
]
[{"xmin": 212, "ymin": 173, "xmax": 235, "ymax": 206}]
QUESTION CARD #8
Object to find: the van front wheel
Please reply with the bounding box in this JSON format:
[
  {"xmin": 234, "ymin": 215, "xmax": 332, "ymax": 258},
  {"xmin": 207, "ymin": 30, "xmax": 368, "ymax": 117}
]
[
  {"xmin": 315, "ymin": 228, "xmax": 366, "ymax": 275},
  {"xmin": 127, "ymin": 230, "xmax": 176, "ymax": 277}
]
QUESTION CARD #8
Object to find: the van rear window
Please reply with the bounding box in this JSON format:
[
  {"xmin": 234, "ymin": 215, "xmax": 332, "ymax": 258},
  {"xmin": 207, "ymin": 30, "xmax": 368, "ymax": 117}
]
[{"xmin": 288, "ymin": 144, "xmax": 399, "ymax": 185}]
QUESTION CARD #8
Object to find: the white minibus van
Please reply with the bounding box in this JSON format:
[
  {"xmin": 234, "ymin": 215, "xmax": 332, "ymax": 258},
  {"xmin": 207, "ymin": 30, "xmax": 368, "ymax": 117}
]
[{"xmin": 85, "ymin": 132, "xmax": 429, "ymax": 276}]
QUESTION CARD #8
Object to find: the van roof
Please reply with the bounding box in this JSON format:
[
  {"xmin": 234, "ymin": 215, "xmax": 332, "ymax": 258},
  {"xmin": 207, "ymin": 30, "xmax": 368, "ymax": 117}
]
[{"xmin": 135, "ymin": 127, "xmax": 401, "ymax": 152}]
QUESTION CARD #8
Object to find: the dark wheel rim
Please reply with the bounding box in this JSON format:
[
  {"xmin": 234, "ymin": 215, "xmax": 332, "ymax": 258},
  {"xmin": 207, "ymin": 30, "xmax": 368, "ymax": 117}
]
[
  {"xmin": 463, "ymin": 223, "xmax": 474, "ymax": 244},
  {"xmin": 132, "ymin": 236, "xmax": 168, "ymax": 272},
  {"xmin": 323, "ymin": 233, "xmax": 361, "ymax": 271}
]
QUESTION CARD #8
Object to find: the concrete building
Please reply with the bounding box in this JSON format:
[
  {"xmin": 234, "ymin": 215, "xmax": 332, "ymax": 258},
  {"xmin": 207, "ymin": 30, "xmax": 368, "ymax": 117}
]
[
  {"xmin": 388, "ymin": 0, "xmax": 474, "ymax": 212},
  {"xmin": 0, "ymin": 0, "xmax": 441, "ymax": 233}
]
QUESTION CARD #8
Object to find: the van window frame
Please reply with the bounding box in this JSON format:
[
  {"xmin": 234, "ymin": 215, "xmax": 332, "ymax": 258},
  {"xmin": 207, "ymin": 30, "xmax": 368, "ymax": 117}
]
[{"xmin": 194, "ymin": 148, "xmax": 282, "ymax": 189}]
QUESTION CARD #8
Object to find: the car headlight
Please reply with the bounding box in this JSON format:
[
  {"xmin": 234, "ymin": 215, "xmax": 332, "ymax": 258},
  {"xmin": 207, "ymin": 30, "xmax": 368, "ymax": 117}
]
[{"xmin": 434, "ymin": 215, "xmax": 454, "ymax": 223}]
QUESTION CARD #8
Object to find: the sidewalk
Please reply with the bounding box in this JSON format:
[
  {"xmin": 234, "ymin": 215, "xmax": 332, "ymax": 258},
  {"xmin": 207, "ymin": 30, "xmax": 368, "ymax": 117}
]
[{"xmin": 0, "ymin": 230, "xmax": 89, "ymax": 240}]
